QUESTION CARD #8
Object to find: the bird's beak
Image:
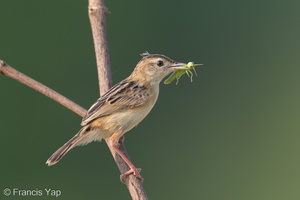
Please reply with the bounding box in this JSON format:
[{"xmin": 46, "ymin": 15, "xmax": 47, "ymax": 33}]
[{"xmin": 168, "ymin": 62, "xmax": 187, "ymax": 70}]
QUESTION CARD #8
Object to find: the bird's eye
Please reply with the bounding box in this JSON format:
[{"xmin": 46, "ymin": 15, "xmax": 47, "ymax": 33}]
[{"xmin": 156, "ymin": 60, "xmax": 164, "ymax": 67}]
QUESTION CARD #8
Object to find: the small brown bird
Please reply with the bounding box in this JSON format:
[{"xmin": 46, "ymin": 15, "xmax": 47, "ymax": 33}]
[{"xmin": 46, "ymin": 53, "xmax": 188, "ymax": 182}]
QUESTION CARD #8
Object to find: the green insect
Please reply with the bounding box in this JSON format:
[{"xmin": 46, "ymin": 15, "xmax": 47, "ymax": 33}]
[{"xmin": 164, "ymin": 62, "xmax": 202, "ymax": 85}]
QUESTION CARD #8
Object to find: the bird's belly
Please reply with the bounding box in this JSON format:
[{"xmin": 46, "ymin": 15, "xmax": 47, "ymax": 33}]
[
  {"xmin": 114, "ymin": 105, "xmax": 153, "ymax": 132},
  {"xmin": 97, "ymin": 102, "xmax": 155, "ymax": 138}
]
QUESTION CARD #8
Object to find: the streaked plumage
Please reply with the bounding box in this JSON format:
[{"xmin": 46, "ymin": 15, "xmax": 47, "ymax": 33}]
[{"xmin": 46, "ymin": 53, "xmax": 186, "ymax": 182}]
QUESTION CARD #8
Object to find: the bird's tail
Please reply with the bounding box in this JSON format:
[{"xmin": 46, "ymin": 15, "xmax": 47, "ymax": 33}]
[{"xmin": 46, "ymin": 126, "xmax": 98, "ymax": 166}]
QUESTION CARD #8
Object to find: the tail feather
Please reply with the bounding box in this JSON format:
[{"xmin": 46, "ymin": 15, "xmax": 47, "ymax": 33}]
[
  {"xmin": 46, "ymin": 125, "xmax": 105, "ymax": 166},
  {"xmin": 46, "ymin": 133, "xmax": 82, "ymax": 166},
  {"xmin": 46, "ymin": 126, "xmax": 101, "ymax": 166}
]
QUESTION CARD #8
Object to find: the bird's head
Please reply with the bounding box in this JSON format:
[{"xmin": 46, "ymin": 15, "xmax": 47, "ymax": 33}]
[{"xmin": 130, "ymin": 52, "xmax": 186, "ymax": 84}]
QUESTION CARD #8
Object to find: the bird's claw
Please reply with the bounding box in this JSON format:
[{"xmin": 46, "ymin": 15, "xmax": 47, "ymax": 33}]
[{"xmin": 120, "ymin": 167, "xmax": 143, "ymax": 183}]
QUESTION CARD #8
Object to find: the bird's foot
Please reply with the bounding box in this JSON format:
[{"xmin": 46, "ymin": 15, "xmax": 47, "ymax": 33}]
[{"xmin": 120, "ymin": 167, "xmax": 143, "ymax": 183}]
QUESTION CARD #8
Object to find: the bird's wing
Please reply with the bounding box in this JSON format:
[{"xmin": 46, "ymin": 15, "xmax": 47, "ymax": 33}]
[{"xmin": 81, "ymin": 79, "xmax": 150, "ymax": 126}]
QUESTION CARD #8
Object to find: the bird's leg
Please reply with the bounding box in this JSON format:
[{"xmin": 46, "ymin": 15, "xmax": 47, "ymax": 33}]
[{"xmin": 109, "ymin": 139, "xmax": 143, "ymax": 183}]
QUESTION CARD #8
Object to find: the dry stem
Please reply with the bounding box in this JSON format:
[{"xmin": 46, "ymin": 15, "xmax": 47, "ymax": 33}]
[
  {"xmin": 0, "ymin": 61, "xmax": 86, "ymax": 117},
  {"xmin": 88, "ymin": 0, "xmax": 112, "ymax": 94}
]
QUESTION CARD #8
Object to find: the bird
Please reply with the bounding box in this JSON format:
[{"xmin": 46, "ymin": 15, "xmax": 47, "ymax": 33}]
[{"xmin": 46, "ymin": 52, "xmax": 188, "ymax": 182}]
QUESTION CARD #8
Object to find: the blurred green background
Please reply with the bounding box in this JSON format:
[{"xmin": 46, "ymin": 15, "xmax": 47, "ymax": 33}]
[{"xmin": 1, "ymin": 0, "xmax": 300, "ymax": 199}]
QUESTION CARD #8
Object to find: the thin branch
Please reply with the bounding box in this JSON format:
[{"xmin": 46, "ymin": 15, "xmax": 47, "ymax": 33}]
[
  {"xmin": 88, "ymin": 0, "xmax": 112, "ymax": 94},
  {"xmin": 0, "ymin": 61, "xmax": 86, "ymax": 117},
  {"xmin": 88, "ymin": 0, "xmax": 148, "ymax": 199}
]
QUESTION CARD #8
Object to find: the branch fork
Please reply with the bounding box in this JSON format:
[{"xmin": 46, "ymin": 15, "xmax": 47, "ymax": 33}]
[{"xmin": 1, "ymin": 0, "xmax": 148, "ymax": 199}]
